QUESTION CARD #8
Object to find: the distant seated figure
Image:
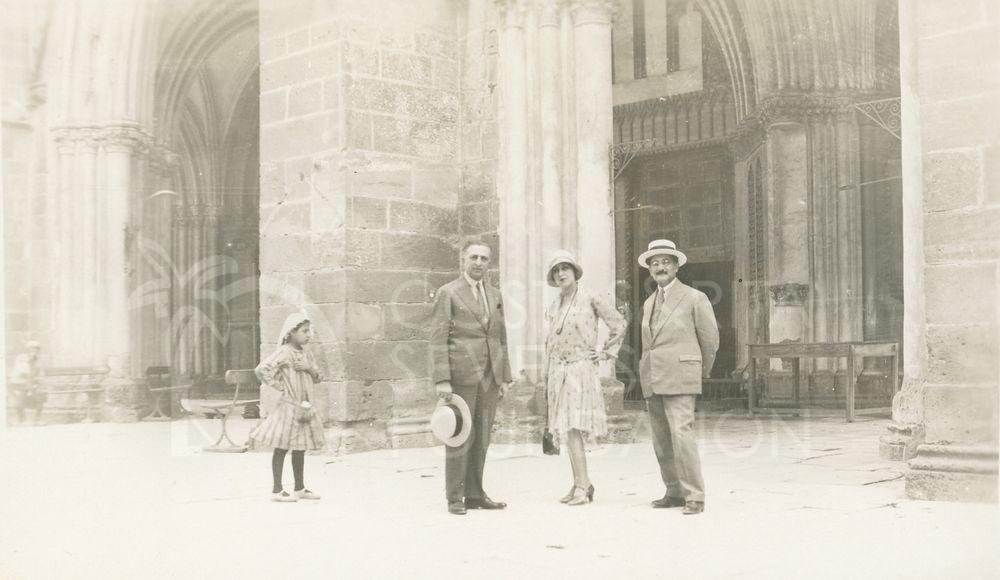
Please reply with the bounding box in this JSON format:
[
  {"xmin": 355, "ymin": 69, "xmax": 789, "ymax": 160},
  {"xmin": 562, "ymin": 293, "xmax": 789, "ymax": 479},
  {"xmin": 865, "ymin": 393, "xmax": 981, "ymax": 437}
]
[{"xmin": 8, "ymin": 341, "xmax": 45, "ymax": 425}]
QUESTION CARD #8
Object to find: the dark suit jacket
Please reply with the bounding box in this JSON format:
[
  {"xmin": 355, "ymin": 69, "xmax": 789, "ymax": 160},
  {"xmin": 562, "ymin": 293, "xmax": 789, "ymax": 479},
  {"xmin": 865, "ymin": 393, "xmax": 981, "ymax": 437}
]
[
  {"xmin": 639, "ymin": 281, "xmax": 719, "ymax": 397},
  {"xmin": 430, "ymin": 277, "xmax": 513, "ymax": 388}
]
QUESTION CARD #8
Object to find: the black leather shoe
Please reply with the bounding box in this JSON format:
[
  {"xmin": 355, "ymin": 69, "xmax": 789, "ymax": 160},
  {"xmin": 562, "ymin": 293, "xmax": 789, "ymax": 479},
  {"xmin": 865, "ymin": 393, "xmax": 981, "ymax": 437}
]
[
  {"xmin": 465, "ymin": 496, "xmax": 507, "ymax": 510},
  {"xmin": 682, "ymin": 501, "xmax": 705, "ymax": 515},
  {"xmin": 448, "ymin": 501, "xmax": 467, "ymax": 515},
  {"xmin": 651, "ymin": 495, "xmax": 685, "ymax": 509}
]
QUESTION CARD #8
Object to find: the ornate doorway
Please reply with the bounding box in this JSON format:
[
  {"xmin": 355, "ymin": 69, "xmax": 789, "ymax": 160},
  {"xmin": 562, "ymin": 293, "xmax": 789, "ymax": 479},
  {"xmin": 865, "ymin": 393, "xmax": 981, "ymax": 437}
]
[{"xmin": 616, "ymin": 147, "xmax": 735, "ymax": 403}]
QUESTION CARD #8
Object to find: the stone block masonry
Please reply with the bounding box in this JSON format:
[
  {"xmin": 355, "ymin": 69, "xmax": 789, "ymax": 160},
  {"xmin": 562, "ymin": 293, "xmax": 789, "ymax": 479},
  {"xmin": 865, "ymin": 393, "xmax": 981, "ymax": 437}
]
[
  {"xmin": 259, "ymin": 0, "xmax": 467, "ymax": 454},
  {"xmin": 895, "ymin": 0, "xmax": 1000, "ymax": 502}
]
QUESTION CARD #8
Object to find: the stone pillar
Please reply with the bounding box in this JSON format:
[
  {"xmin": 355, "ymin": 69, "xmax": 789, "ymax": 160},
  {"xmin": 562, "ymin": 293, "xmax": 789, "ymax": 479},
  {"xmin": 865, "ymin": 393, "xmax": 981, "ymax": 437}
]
[
  {"xmin": 52, "ymin": 131, "xmax": 77, "ymax": 365},
  {"xmin": 896, "ymin": 0, "xmax": 1000, "ymax": 501},
  {"xmin": 768, "ymin": 283, "xmax": 809, "ymax": 342},
  {"xmin": 103, "ymin": 127, "xmax": 136, "ymax": 379},
  {"xmin": 571, "ymin": 0, "xmax": 617, "ymax": 324},
  {"xmin": 78, "ymin": 132, "xmax": 99, "ymax": 365},
  {"xmin": 497, "ymin": 0, "xmax": 531, "ymax": 377},
  {"xmin": 538, "ymin": 1, "xmax": 563, "ymax": 287},
  {"xmin": 764, "ymin": 122, "xmax": 809, "ymax": 347},
  {"xmin": 559, "ymin": 3, "xmax": 578, "ymax": 252},
  {"xmin": 880, "ymin": 0, "xmax": 925, "ymax": 461}
]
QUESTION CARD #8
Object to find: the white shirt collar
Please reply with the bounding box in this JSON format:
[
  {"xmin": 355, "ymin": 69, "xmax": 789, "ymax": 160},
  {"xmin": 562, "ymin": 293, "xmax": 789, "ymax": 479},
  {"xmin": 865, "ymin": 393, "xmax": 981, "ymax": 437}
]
[
  {"xmin": 658, "ymin": 278, "xmax": 677, "ymax": 295},
  {"xmin": 463, "ymin": 272, "xmax": 485, "ymax": 292}
]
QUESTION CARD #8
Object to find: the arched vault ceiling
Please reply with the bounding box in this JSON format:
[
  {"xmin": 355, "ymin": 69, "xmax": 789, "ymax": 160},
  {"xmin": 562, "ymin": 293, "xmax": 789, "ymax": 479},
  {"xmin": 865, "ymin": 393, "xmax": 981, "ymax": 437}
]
[{"xmin": 694, "ymin": 0, "xmax": 898, "ymax": 122}]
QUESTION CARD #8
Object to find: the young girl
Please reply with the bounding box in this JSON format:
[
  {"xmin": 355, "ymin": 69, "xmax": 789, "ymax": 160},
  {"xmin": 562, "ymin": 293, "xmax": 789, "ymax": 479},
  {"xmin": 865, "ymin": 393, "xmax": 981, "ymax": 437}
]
[{"xmin": 250, "ymin": 312, "xmax": 325, "ymax": 502}]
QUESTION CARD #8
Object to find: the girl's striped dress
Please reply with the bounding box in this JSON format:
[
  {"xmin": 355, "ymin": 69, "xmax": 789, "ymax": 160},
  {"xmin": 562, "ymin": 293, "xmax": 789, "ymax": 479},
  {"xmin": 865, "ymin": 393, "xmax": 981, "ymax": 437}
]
[{"xmin": 249, "ymin": 344, "xmax": 325, "ymax": 451}]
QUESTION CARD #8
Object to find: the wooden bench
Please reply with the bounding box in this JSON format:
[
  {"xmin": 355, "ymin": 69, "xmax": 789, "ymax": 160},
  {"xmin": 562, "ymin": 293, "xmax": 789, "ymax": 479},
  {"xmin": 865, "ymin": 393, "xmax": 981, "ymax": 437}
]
[
  {"xmin": 747, "ymin": 342, "xmax": 899, "ymax": 422},
  {"xmin": 40, "ymin": 366, "xmax": 110, "ymax": 423},
  {"xmin": 180, "ymin": 369, "xmax": 260, "ymax": 453},
  {"xmin": 141, "ymin": 366, "xmax": 192, "ymax": 420}
]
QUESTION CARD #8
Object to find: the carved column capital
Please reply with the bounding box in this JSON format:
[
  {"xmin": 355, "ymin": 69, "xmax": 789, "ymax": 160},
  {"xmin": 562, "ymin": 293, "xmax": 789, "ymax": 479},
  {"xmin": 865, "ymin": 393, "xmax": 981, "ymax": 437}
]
[
  {"xmin": 568, "ymin": 0, "xmax": 619, "ymax": 25},
  {"xmin": 769, "ymin": 283, "xmax": 810, "ymax": 306},
  {"xmin": 535, "ymin": 0, "xmax": 564, "ymax": 26},
  {"xmin": 495, "ymin": 0, "xmax": 529, "ymax": 28},
  {"xmin": 101, "ymin": 124, "xmax": 149, "ymax": 153}
]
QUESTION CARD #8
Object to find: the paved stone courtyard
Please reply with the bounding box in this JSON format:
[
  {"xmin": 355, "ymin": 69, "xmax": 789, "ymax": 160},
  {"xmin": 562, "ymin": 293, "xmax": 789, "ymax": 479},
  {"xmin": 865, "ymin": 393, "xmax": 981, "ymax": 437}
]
[{"xmin": 1, "ymin": 415, "xmax": 997, "ymax": 579}]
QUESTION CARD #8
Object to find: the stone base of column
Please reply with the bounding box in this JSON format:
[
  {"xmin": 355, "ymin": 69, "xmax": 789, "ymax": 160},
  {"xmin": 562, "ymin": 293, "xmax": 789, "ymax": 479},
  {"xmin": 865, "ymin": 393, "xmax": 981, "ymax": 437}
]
[
  {"xmin": 879, "ymin": 421, "xmax": 924, "ymax": 461},
  {"xmin": 324, "ymin": 420, "xmax": 390, "ymax": 456},
  {"xmin": 906, "ymin": 443, "xmax": 999, "ymax": 502},
  {"xmin": 599, "ymin": 377, "xmax": 646, "ymax": 443},
  {"xmin": 387, "ymin": 417, "xmax": 437, "ymax": 449},
  {"xmin": 102, "ymin": 379, "xmax": 145, "ymax": 422},
  {"xmin": 492, "ymin": 377, "xmax": 651, "ymax": 445},
  {"xmin": 494, "ymin": 379, "xmax": 545, "ymax": 445}
]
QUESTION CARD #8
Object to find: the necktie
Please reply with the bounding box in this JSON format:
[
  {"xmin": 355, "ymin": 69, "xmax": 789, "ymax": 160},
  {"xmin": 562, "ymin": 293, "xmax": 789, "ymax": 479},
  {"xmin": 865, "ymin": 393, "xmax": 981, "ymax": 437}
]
[
  {"xmin": 477, "ymin": 282, "xmax": 489, "ymax": 320},
  {"xmin": 652, "ymin": 287, "xmax": 665, "ymax": 327}
]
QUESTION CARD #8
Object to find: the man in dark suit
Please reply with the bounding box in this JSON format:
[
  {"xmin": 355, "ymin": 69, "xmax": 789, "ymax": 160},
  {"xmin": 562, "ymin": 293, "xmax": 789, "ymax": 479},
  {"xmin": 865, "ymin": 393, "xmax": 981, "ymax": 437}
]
[
  {"xmin": 638, "ymin": 239, "xmax": 719, "ymax": 515},
  {"xmin": 430, "ymin": 240, "xmax": 513, "ymax": 515}
]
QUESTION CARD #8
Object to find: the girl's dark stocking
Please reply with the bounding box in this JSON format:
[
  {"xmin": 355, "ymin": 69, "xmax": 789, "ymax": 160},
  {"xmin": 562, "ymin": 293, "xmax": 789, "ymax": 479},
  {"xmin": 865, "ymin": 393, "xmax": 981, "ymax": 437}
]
[
  {"xmin": 292, "ymin": 450, "xmax": 305, "ymax": 491},
  {"xmin": 272, "ymin": 448, "xmax": 288, "ymax": 493}
]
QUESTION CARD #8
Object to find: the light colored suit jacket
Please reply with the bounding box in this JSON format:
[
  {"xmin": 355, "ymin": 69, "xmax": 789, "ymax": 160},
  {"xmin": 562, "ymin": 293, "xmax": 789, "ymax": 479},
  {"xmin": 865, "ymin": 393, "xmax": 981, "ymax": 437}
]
[
  {"xmin": 639, "ymin": 281, "xmax": 720, "ymax": 397},
  {"xmin": 430, "ymin": 277, "xmax": 513, "ymax": 389}
]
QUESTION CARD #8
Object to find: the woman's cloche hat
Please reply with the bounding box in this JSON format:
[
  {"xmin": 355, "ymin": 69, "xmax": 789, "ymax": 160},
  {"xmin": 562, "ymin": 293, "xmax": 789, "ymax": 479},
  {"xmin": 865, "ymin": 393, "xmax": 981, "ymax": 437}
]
[
  {"xmin": 430, "ymin": 394, "xmax": 473, "ymax": 447},
  {"xmin": 638, "ymin": 239, "xmax": 687, "ymax": 269},
  {"xmin": 546, "ymin": 250, "xmax": 584, "ymax": 288}
]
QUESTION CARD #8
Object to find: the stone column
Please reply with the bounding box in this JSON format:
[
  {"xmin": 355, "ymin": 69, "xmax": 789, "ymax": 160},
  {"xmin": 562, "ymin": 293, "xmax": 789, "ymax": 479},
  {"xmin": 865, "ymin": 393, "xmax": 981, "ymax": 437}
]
[
  {"xmin": 571, "ymin": 0, "xmax": 617, "ymax": 329},
  {"xmin": 765, "ymin": 122, "xmax": 809, "ymax": 348},
  {"xmin": 538, "ymin": 0, "xmax": 563, "ymax": 373},
  {"xmin": 497, "ymin": 0, "xmax": 530, "ymax": 377},
  {"xmin": 880, "ymin": 0, "xmax": 925, "ymax": 461},
  {"xmin": 78, "ymin": 131, "xmax": 100, "ymax": 365},
  {"xmin": 172, "ymin": 210, "xmax": 189, "ymax": 375},
  {"xmin": 52, "ymin": 130, "xmax": 77, "ymax": 365},
  {"xmin": 559, "ymin": 3, "xmax": 578, "ymax": 252},
  {"xmin": 768, "ymin": 283, "xmax": 809, "ymax": 342},
  {"xmin": 897, "ymin": 0, "xmax": 999, "ymax": 501},
  {"xmin": 102, "ymin": 126, "xmax": 140, "ymax": 379}
]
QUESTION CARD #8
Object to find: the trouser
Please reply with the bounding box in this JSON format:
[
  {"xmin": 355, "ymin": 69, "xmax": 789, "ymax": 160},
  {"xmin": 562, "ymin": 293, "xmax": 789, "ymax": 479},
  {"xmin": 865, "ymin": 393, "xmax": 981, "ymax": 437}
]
[
  {"xmin": 647, "ymin": 394, "xmax": 705, "ymax": 502},
  {"xmin": 445, "ymin": 370, "xmax": 499, "ymax": 502}
]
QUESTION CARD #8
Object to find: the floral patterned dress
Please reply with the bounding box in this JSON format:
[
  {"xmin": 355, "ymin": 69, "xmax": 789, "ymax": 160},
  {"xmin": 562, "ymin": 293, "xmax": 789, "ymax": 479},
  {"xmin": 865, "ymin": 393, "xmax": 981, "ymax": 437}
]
[
  {"xmin": 249, "ymin": 344, "xmax": 325, "ymax": 451},
  {"xmin": 544, "ymin": 288, "xmax": 627, "ymax": 442}
]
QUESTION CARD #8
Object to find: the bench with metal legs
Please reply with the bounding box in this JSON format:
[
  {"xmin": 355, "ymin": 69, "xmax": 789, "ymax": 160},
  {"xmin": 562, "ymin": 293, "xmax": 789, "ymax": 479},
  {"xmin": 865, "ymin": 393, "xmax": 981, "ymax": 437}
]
[
  {"xmin": 142, "ymin": 366, "xmax": 192, "ymax": 420},
  {"xmin": 181, "ymin": 369, "xmax": 260, "ymax": 453}
]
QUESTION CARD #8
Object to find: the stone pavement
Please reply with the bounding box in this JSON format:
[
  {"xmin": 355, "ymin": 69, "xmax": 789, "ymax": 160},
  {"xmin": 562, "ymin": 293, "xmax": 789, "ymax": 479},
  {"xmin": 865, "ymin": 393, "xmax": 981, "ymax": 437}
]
[{"xmin": 1, "ymin": 415, "xmax": 997, "ymax": 579}]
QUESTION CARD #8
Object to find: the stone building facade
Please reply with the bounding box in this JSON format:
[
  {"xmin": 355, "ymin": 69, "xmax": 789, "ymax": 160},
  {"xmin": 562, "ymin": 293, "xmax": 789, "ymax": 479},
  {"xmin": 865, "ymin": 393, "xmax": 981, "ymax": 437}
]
[{"xmin": 1, "ymin": 0, "xmax": 996, "ymax": 500}]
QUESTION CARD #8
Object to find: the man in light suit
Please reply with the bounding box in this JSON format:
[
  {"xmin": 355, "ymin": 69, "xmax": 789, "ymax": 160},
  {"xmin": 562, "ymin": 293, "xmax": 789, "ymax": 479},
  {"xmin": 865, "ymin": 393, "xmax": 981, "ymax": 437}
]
[
  {"xmin": 430, "ymin": 240, "xmax": 513, "ymax": 515},
  {"xmin": 638, "ymin": 239, "xmax": 719, "ymax": 515}
]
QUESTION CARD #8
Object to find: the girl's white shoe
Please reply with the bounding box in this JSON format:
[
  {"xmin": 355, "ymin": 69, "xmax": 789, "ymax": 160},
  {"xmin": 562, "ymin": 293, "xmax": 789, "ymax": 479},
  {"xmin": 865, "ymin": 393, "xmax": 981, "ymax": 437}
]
[
  {"xmin": 295, "ymin": 489, "xmax": 321, "ymax": 500},
  {"xmin": 271, "ymin": 490, "xmax": 298, "ymax": 502}
]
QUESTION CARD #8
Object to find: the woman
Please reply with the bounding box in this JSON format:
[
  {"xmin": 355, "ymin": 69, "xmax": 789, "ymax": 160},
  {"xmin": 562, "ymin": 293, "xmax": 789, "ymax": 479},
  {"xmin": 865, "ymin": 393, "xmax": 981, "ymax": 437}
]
[{"xmin": 543, "ymin": 250, "xmax": 627, "ymax": 505}]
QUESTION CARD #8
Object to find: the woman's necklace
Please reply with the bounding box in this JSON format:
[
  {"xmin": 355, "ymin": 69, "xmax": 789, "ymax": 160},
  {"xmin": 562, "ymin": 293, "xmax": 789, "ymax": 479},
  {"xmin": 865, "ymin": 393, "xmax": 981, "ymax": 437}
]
[{"xmin": 555, "ymin": 289, "xmax": 578, "ymax": 335}]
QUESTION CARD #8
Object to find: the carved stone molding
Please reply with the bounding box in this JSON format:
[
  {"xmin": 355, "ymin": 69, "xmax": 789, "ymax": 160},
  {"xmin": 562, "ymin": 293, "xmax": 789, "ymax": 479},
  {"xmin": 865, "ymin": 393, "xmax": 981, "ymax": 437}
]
[
  {"xmin": 51, "ymin": 123, "xmax": 155, "ymax": 154},
  {"xmin": 101, "ymin": 124, "xmax": 152, "ymax": 153},
  {"xmin": 755, "ymin": 93, "xmax": 895, "ymax": 126},
  {"xmin": 769, "ymin": 282, "xmax": 809, "ymax": 306}
]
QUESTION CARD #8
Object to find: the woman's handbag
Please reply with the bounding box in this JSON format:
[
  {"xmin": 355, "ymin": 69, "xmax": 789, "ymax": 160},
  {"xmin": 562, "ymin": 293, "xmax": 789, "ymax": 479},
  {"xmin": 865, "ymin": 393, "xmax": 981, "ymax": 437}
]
[{"xmin": 542, "ymin": 429, "xmax": 560, "ymax": 455}]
